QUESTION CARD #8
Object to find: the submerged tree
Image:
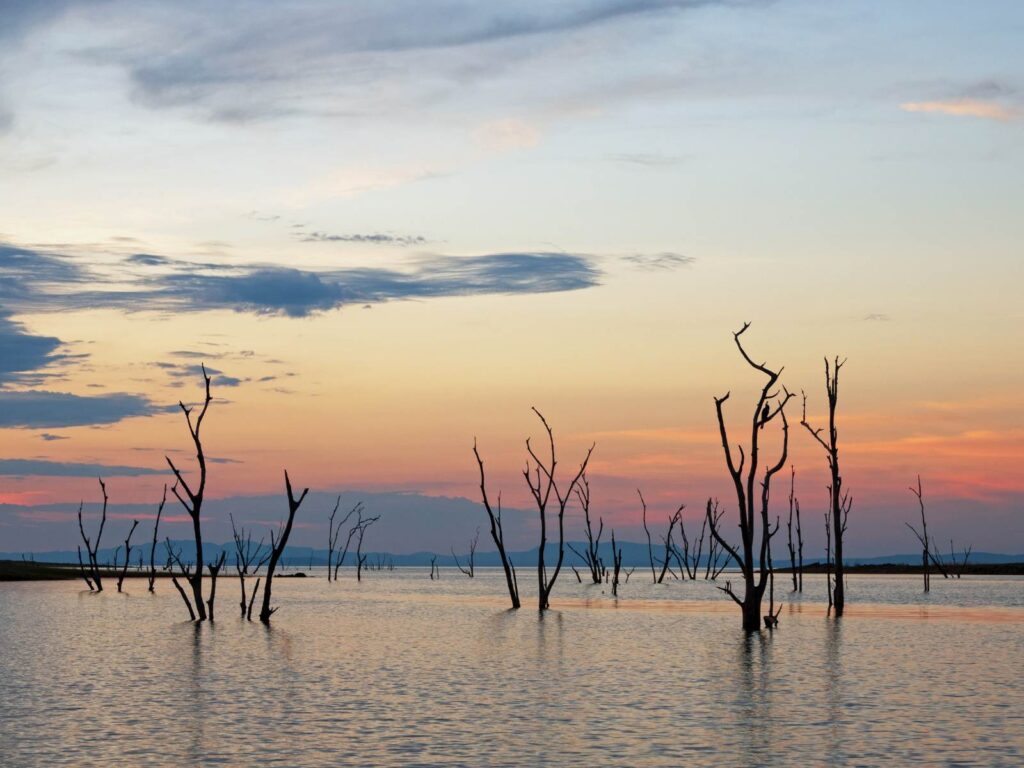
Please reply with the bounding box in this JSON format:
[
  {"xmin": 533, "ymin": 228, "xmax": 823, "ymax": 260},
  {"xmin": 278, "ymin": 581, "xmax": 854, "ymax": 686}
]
[
  {"xmin": 786, "ymin": 467, "xmax": 804, "ymax": 593},
  {"xmin": 566, "ymin": 473, "xmax": 604, "ymax": 584},
  {"xmin": 656, "ymin": 505, "xmax": 683, "ymax": 583},
  {"xmin": 77, "ymin": 478, "xmax": 109, "ymax": 592},
  {"xmin": 678, "ymin": 511, "xmax": 707, "ymax": 580},
  {"xmin": 148, "ymin": 485, "xmax": 169, "ymax": 593},
  {"xmin": 259, "ymin": 471, "xmax": 308, "ymax": 623},
  {"xmin": 331, "ymin": 502, "xmax": 367, "ymax": 581},
  {"xmin": 610, "ymin": 529, "xmax": 624, "ymax": 597},
  {"xmin": 703, "ymin": 499, "xmax": 731, "ymax": 580},
  {"xmin": 452, "ymin": 527, "xmax": 479, "ymax": 577},
  {"xmin": 473, "ymin": 440, "xmax": 521, "ymax": 609},
  {"xmin": 907, "ymin": 476, "xmax": 932, "ymax": 592},
  {"xmin": 326, "ymin": 497, "xmax": 359, "ymax": 583},
  {"xmin": 801, "ymin": 357, "xmax": 850, "ymax": 616},
  {"xmin": 639, "ymin": 489, "xmax": 657, "ymax": 583},
  {"xmin": 230, "ymin": 513, "xmax": 269, "ymax": 620},
  {"xmin": 352, "ymin": 511, "xmax": 379, "ymax": 582},
  {"xmin": 524, "ymin": 408, "xmax": 594, "ymax": 612},
  {"xmin": 706, "ymin": 323, "xmax": 793, "ymax": 631},
  {"xmin": 116, "ymin": 519, "xmax": 140, "ymax": 593},
  {"xmin": 165, "ymin": 366, "xmax": 213, "ymax": 621}
]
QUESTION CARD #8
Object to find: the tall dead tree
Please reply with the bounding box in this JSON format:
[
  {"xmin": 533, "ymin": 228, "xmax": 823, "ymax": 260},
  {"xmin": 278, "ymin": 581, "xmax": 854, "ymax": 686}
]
[
  {"xmin": 77, "ymin": 478, "xmax": 109, "ymax": 591},
  {"xmin": 473, "ymin": 439, "xmax": 520, "ymax": 609},
  {"xmin": 353, "ymin": 512, "xmax": 379, "ymax": 583},
  {"xmin": 801, "ymin": 356, "xmax": 850, "ymax": 616},
  {"xmin": 524, "ymin": 408, "xmax": 594, "ymax": 612},
  {"xmin": 706, "ymin": 323, "xmax": 794, "ymax": 631},
  {"xmin": 452, "ymin": 527, "xmax": 479, "ymax": 577},
  {"xmin": 786, "ymin": 467, "xmax": 804, "ymax": 592},
  {"xmin": 259, "ymin": 471, "xmax": 308, "ymax": 623},
  {"xmin": 907, "ymin": 476, "xmax": 931, "ymax": 592},
  {"xmin": 679, "ymin": 512, "xmax": 707, "ymax": 580},
  {"xmin": 116, "ymin": 519, "xmax": 140, "ymax": 593},
  {"xmin": 230, "ymin": 514, "xmax": 269, "ymax": 620},
  {"xmin": 148, "ymin": 484, "xmax": 169, "ymax": 593},
  {"xmin": 566, "ymin": 474, "xmax": 603, "ymax": 584},
  {"xmin": 165, "ymin": 366, "xmax": 213, "ymax": 621}
]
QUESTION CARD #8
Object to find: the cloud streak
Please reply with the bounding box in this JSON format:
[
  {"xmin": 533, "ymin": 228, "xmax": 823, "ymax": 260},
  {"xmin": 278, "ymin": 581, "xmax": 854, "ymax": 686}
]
[
  {"xmin": 900, "ymin": 99, "xmax": 1018, "ymax": 122},
  {"xmin": 0, "ymin": 390, "xmax": 170, "ymax": 428},
  {"xmin": 0, "ymin": 458, "xmax": 165, "ymax": 477}
]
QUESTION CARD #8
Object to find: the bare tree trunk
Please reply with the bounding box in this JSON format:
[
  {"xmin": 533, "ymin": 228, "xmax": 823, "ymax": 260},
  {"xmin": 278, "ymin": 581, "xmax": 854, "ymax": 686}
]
[
  {"xmin": 796, "ymin": 494, "xmax": 804, "ymax": 592},
  {"xmin": 787, "ymin": 467, "xmax": 798, "ymax": 592},
  {"xmin": 705, "ymin": 323, "xmax": 793, "ymax": 631},
  {"xmin": 825, "ymin": 508, "xmax": 834, "ymax": 611},
  {"xmin": 473, "ymin": 440, "xmax": 520, "ymax": 608},
  {"xmin": 573, "ymin": 474, "xmax": 603, "ymax": 584},
  {"xmin": 76, "ymin": 545, "xmax": 95, "ymax": 590},
  {"xmin": 610, "ymin": 530, "xmax": 624, "ymax": 597},
  {"xmin": 907, "ymin": 476, "xmax": 931, "ymax": 593},
  {"xmin": 452, "ymin": 527, "xmax": 479, "ymax": 577},
  {"xmin": 259, "ymin": 471, "xmax": 309, "ymax": 623},
  {"xmin": 640, "ymin": 490, "xmax": 656, "ymax": 584},
  {"xmin": 801, "ymin": 357, "xmax": 850, "ymax": 616},
  {"xmin": 76, "ymin": 479, "xmax": 109, "ymax": 591},
  {"xmin": 524, "ymin": 408, "xmax": 594, "ymax": 612},
  {"xmin": 165, "ymin": 366, "xmax": 213, "ymax": 621},
  {"xmin": 764, "ymin": 517, "xmax": 781, "ymax": 628},
  {"xmin": 148, "ymin": 485, "xmax": 168, "ymax": 593},
  {"xmin": 117, "ymin": 520, "xmax": 140, "ymax": 592},
  {"xmin": 206, "ymin": 551, "xmax": 227, "ymax": 620},
  {"xmin": 656, "ymin": 507, "xmax": 682, "ymax": 583}
]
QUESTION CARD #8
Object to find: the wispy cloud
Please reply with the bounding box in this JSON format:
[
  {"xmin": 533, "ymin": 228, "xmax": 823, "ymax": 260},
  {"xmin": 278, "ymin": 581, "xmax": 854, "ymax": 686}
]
[
  {"xmin": 622, "ymin": 252, "xmax": 695, "ymax": 271},
  {"xmin": 299, "ymin": 231, "xmax": 428, "ymax": 247},
  {"xmin": 900, "ymin": 99, "xmax": 1018, "ymax": 122}
]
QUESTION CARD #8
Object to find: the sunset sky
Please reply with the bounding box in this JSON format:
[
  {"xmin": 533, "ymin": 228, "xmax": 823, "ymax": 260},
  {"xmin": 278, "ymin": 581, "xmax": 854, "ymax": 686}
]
[{"xmin": 1, "ymin": 0, "xmax": 1022, "ymax": 555}]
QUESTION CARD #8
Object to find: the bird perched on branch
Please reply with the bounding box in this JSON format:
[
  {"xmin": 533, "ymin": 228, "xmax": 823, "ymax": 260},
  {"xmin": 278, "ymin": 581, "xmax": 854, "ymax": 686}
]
[{"xmin": 760, "ymin": 402, "xmax": 770, "ymax": 429}]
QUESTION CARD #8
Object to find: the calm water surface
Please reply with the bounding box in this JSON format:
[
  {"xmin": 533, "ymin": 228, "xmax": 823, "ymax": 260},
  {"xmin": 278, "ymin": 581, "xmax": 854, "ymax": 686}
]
[{"xmin": 1, "ymin": 570, "xmax": 1022, "ymax": 767}]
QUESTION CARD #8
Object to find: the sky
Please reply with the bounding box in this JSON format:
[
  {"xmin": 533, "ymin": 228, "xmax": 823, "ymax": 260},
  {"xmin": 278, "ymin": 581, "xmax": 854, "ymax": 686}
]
[{"xmin": 1, "ymin": 0, "xmax": 1022, "ymax": 556}]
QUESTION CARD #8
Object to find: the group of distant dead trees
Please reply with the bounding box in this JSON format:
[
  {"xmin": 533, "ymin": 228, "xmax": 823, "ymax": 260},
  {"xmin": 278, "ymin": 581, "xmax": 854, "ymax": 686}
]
[
  {"xmin": 468, "ymin": 323, "xmax": 972, "ymax": 630},
  {"xmin": 72, "ymin": 324, "xmax": 972, "ymax": 631},
  {"xmin": 75, "ymin": 367, "xmax": 317, "ymax": 624}
]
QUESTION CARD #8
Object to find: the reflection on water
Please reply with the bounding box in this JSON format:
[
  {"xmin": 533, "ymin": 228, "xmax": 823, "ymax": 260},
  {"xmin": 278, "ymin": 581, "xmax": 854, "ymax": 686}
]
[{"xmin": 1, "ymin": 571, "xmax": 1022, "ymax": 766}]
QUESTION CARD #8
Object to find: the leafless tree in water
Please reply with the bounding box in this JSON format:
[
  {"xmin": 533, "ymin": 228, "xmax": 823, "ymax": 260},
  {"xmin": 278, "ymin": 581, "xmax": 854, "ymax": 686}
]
[
  {"xmin": 566, "ymin": 473, "xmax": 604, "ymax": 584},
  {"xmin": 764, "ymin": 516, "xmax": 782, "ymax": 628},
  {"xmin": 452, "ymin": 527, "xmax": 479, "ymax": 577},
  {"xmin": 949, "ymin": 540, "xmax": 973, "ymax": 578},
  {"xmin": 523, "ymin": 408, "xmax": 594, "ymax": 612},
  {"xmin": 678, "ymin": 511, "xmax": 707, "ymax": 580},
  {"xmin": 473, "ymin": 439, "xmax": 520, "ymax": 608},
  {"xmin": 656, "ymin": 506, "xmax": 683, "ymax": 583},
  {"xmin": 230, "ymin": 514, "xmax": 269, "ymax": 620},
  {"xmin": 331, "ymin": 502, "xmax": 367, "ymax": 581},
  {"xmin": 148, "ymin": 485, "xmax": 169, "ymax": 593},
  {"xmin": 116, "ymin": 520, "xmax": 139, "ymax": 593},
  {"xmin": 352, "ymin": 512, "xmax": 379, "ymax": 583},
  {"xmin": 824, "ymin": 506, "xmax": 834, "ymax": 611},
  {"xmin": 164, "ymin": 539, "xmax": 196, "ymax": 621},
  {"xmin": 429, "ymin": 555, "xmax": 439, "ymax": 580},
  {"xmin": 705, "ymin": 323, "xmax": 794, "ymax": 631},
  {"xmin": 703, "ymin": 499, "xmax": 731, "ymax": 580},
  {"xmin": 801, "ymin": 357, "xmax": 850, "ymax": 616},
  {"xmin": 205, "ymin": 551, "xmax": 227, "ymax": 621},
  {"xmin": 786, "ymin": 467, "xmax": 804, "ymax": 593},
  {"xmin": 165, "ymin": 366, "xmax": 213, "ymax": 621},
  {"xmin": 76, "ymin": 478, "xmax": 109, "ymax": 591},
  {"xmin": 907, "ymin": 476, "xmax": 932, "ymax": 592},
  {"xmin": 610, "ymin": 530, "xmax": 624, "ymax": 597},
  {"xmin": 259, "ymin": 471, "xmax": 308, "ymax": 623},
  {"xmin": 326, "ymin": 497, "xmax": 359, "ymax": 583},
  {"xmin": 639, "ymin": 489, "xmax": 657, "ymax": 583}
]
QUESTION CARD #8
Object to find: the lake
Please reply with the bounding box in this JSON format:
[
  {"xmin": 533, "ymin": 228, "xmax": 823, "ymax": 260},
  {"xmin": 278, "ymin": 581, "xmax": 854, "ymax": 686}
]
[{"xmin": 1, "ymin": 570, "xmax": 1022, "ymax": 766}]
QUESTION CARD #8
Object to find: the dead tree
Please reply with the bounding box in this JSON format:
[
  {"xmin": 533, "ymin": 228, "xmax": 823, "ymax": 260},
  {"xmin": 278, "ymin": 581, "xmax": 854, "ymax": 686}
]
[
  {"xmin": 76, "ymin": 545, "xmax": 94, "ymax": 590},
  {"xmin": 259, "ymin": 471, "xmax": 308, "ymax": 623},
  {"xmin": 76, "ymin": 478, "xmax": 109, "ymax": 591},
  {"xmin": 524, "ymin": 408, "xmax": 594, "ymax": 612},
  {"xmin": 429, "ymin": 555, "xmax": 439, "ymax": 580},
  {"xmin": 206, "ymin": 551, "xmax": 227, "ymax": 621},
  {"xmin": 786, "ymin": 467, "xmax": 804, "ymax": 592},
  {"xmin": 801, "ymin": 357, "xmax": 850, "ymax": 616},
  {"xmin": 116, "ymin": 520, "xmax": 140, "ymax": 592},
  {"xmin": 567, "ymin": 473, "xmax": 603, "ymax": 584},
  {"xmin": 703, "ymin": 499, "xmax": 730, "ymax": 580},
  {"xmin": 764, "ymin": 516, "xmax": 782, "ymax": 628},
  {"xmin": 165, "ymin": 366, "xmax": 213, "ymax": 621},
  {"xmin": 473, "ymin": 439, "xmax": 521, "ymax": 608},
  {"xmin": 907, "ymin": 476, "xmax": 931, "ymax": 592},
  {"xmin": 352, "ymin": 513, "xmax": 379, "ymax": 583},
  {"xmin": 326, "ymin": 497, "xmax": 359, "ymax": 583},
  {"xmin": 331, "ymin": 502, "xmax": 366, "ymax": 580},
  {"xmin": 950, "ymin": 540, "xmax": 972, "ymax": 578},
  {"xmin": 679, "ymin": 512, "xmax": 706, "ymax": 580},
  {"xmin": 610, "ymin": 529, "xmax": 624, "ymax": 597},
  {"xmin": 230, "ymin": 514, "xmax": 269, "ymax": 620},
  {"xmin": 639, "ymin": 490, "xmax": 657, "ymax": 583},
  {"xmin": 452, "ymin": 527, "xmax": 479, "ymax": 577},
  {"xmin": 148, "ymin": 484, "xmax": 169, "ymax": 593},
  {"xmin": 165, "ymin": 539, "xmax": 196, "ymax": 621},
  {"xmin": 706, "ymin": 323, "xmax": 794, "ymax": 631},
  {"xmin": 656, "ymin": 506, "xmax": 683, "ymax": 583},
  {"xmin": 824, "ymin": 507, "xmax": 834, "ymax": 611}
]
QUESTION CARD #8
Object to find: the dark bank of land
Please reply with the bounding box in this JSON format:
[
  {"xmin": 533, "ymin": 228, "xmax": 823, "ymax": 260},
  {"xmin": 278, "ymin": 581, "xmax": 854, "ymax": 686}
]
[
  {"xmin": 779, "ymin": 562, "xmax": 1024, "ymax": 576},
  {"xmin": 3, "ymin": 558, "xmax": 1024, "ymax": 581},
  {"xmin": 0, "ymin": 560, "xmax": 311, "ymax": 582}
]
